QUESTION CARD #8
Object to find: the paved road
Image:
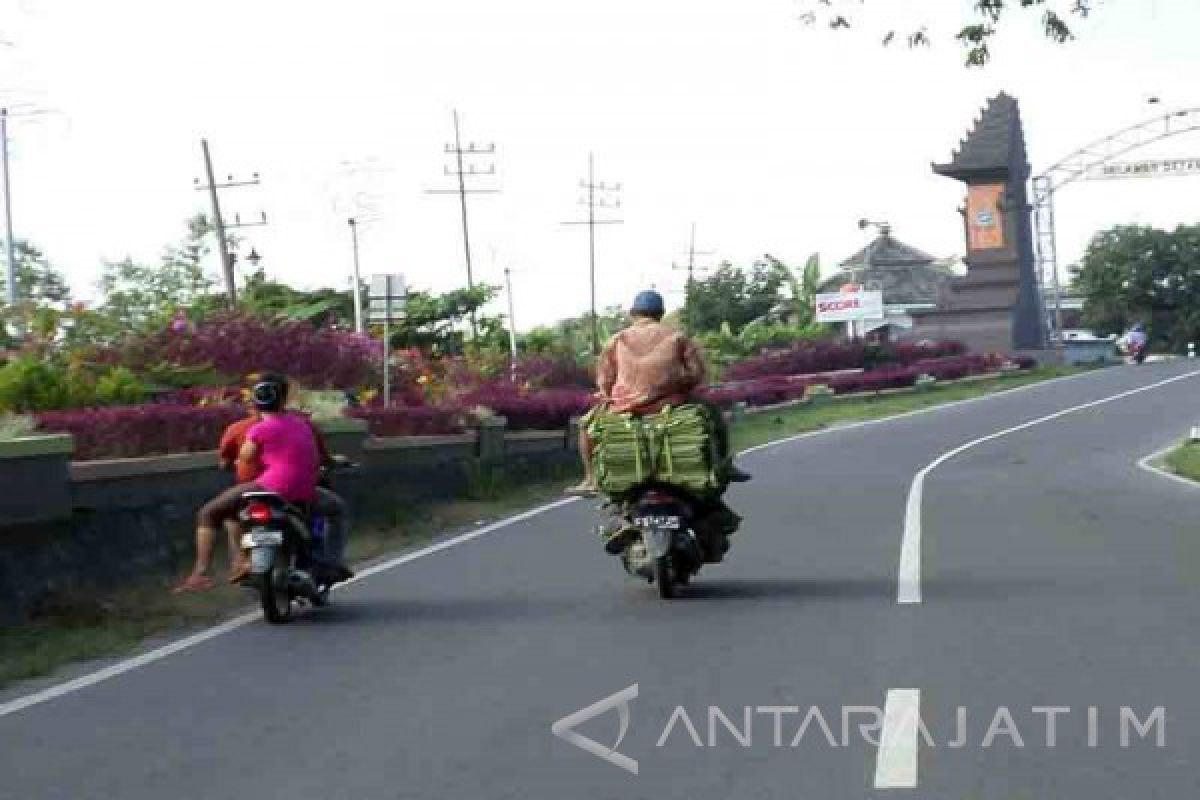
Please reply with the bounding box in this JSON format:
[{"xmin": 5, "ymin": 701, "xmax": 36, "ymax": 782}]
[{"xmin": 2, "ymin": 363, "xmax": 1199, "ymax": 799}]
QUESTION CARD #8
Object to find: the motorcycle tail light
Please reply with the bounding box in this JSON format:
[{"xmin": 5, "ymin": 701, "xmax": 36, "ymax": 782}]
[{"xmin": 246, "ymin": 502, "xmax": 273, "ymax": 524}]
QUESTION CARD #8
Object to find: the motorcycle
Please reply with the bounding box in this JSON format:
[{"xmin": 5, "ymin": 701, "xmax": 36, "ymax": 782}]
[
  {"xmin": 238, "ymin": 458, "xmax": 355, "ymax": 624},
  {"xmin": 603, "ymin": 485, "xmax": 732, "ymax": 599}
]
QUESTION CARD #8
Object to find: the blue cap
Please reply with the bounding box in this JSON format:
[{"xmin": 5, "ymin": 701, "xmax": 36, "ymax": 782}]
[{"xmin": 630, "ymin": 290, "xmax": 665, "ymax": 316}]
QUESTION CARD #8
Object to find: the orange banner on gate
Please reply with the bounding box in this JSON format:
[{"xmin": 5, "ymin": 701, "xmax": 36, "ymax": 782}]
[{"xmin": 966, "ymin": 183, "xmax": 1006, "ymax": 251}]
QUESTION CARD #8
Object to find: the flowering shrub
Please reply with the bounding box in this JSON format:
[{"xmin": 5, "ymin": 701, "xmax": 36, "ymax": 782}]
[
  {"xmin": 460, "ymin": 384, "xmax": 592, "ymax": 430},
  {"xmin": 36, "ymin": 405, "xmax": 246, "ymax": 460},
  {"xmin": 698, "ymin": 376, "xmax": 813, "ymax": 410},
  {"xmin": 347, "ymin": 405, "xmax": 470, "ymax": 437},
  {"xmin": 515, "ymin": 356, "xmax": 593, "ymax": 389},
  {"xmin": 153, "ymin": 386, "xmax": 243, "ymax": 406},
  {"xmin": 828, "ymin": 367, "xmax": 920, "ymax": 394},
  {"xmin": 119, "ymin": 312, "xmax": 382, "ymax": 389},
  {"xmin": 724, "ymin": 340, "xmax": 966, "ymax": 382}
]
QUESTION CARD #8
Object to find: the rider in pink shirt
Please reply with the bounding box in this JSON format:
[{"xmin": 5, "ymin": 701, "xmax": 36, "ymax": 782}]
[{"xmin": 246, "ymin": 412, "xmax": 320, "ymax": 503}]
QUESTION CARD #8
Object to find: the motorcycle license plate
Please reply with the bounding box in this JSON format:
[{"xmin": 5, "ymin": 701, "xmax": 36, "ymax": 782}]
[
  {"xmin": 241, "ymin": 531, "xmax": 283, "ymax": 547},
  {"xmin": 633, "ymin": 515, "xmax": 681, "ymax": 530}
]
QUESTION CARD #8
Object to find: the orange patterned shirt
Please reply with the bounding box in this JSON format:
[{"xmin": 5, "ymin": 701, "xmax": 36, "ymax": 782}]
[{"xmin": 596, "ymin": 319, "xmax": 706, "ymax": 414}]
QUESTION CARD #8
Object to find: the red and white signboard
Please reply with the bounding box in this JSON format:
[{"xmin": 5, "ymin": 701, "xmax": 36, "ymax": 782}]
[{"xmin": 815, "ymin": 288, "xmax": 884, "ymax": 323}]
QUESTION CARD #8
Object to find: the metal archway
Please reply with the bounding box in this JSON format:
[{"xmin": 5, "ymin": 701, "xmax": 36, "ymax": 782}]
[{"xmin": 1033, "ymin": 107, "xmax": 1200, "ymax": 339}]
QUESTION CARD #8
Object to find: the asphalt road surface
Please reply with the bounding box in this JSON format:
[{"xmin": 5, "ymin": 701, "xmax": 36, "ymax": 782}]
[{"xmin": 3, "ymin": 362, "xmax": 1200, "ymax": 799}]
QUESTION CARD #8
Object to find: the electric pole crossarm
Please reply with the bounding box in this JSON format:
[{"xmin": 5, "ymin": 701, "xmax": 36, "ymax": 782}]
[
  {"xmin": 424, "ymin": 189, "xmax": 501, "ymax": 195},
  {"xmin": 194, "ymin": 180, "xmax": 261, "ymax": 191},
  {"xmin": 560, "ymin": 220, "xmax": 624, "ymax": 226}
]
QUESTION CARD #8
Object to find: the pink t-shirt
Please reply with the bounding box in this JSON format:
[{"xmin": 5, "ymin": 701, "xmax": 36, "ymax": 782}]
[{"xmin": 246, "ymin": 413, "xmax": 320, "ymax": 503}]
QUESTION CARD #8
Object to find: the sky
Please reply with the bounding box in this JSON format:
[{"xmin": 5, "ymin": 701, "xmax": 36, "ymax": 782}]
[{"xmin": 1, "ymin": 0, "xmax": 1198, "ymax": 330}]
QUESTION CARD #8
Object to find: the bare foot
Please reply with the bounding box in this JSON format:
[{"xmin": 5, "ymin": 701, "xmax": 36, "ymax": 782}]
[
  {"xmin": 171, "ymin": 574, "xmax": 216, "ymax": 594},
  {"xmin": 564, "ymin": 480, "xmax": 599, "ymax": 497}
]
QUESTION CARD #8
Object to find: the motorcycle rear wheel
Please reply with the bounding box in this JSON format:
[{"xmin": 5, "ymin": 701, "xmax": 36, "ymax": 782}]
[
  {"xmin": 261, "ymin": 548, "xmax": 294, "ymax": 624},
  {"xmin": 655, "ymin": 556, "xmax": 675, "ymax": 599}
]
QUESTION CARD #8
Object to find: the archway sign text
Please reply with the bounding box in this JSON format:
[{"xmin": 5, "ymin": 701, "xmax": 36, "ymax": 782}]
[{"xmin": 1085, "ymin": 157, "xmax": 1200, "ymax": 181}]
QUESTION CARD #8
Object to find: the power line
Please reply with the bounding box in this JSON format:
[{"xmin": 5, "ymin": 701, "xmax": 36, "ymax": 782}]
[
  {"xmin": 425, "ymin": 109, "xmax": 500, "ymax": 340},
  {"xmin": 561, "ymin": 152, "xmax": 622, "ymax": 356},
  {"xmin": 193, "ymin": 139, "xmax": 266, "ymax": 307}
]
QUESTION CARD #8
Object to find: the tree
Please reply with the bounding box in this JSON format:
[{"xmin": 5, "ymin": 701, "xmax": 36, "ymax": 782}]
[
  {"xmin": 520, "ymin": 307, "xmax": 628, "ymax": 358},
  {"xmin": 0, "ymin": 240, "xmax": 71, "ymax": 308},
  {"xmin": 238, "ymin": 268, "xmax": 358, "ymax": 328},
  {"xmin": 798, "ymin": 0, "xmax": 1095, "ymax": 66},
  {"xmin": 97, "ymin": 214, "xmax": 216, "ymax": 331},
  {"xmin": 683, "ymin": 259, "xmax": 789, "ymax": 335},
  {"xmin": 1072, "ymin": 224, "xmax": 1200, "ymax": 352},
  {"xmin": 386, "ymin": 284, "xmax": 504, "ymax": 355},
  {"xmin": 765, "ymin": 252, "xmax": 821, "ymax": 328}
]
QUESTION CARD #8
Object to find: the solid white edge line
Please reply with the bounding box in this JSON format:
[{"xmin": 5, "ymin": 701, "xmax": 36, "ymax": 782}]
[
  {"xmin": 0, "ymin": 367, "xmax": 1150, "ymax": 718},
  {"xmin": 898, "ymin": 369, "xmax": 1200, "ymax": 605},
  {"xmin": 1136, "ymin": 441, "xmax": 1200, "ymax": 489},
  {"xmin": 874, "ymin": 688, "xmax": 921, "ymax": 789},
  {"xmin": 0, "ymin": 496, "xmax": 581, "ymax": 719}
]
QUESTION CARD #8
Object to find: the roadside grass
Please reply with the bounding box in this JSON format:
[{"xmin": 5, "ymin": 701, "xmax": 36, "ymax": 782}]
[
  {"xmin": 1161, "ymin": 440, "xmax": 1200, "ymax": 483},
  {"xmin": 0, "ymin": 365, "xmax": 1083, "ymax": 691},
  {"xmin": 731, "ymin": 366, "xmax": 1084, "ymax": 452}
]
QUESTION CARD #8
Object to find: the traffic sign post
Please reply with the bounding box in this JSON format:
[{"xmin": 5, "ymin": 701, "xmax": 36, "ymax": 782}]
[{"xmin": 369, "ymin": 274, "xmax": 407, "ymax": 407}]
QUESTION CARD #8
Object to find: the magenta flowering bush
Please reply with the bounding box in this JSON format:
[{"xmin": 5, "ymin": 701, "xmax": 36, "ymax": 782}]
[
  {"xmin": 460, "ymin": 383, "xmax": 593, "ymax": 430},
  {"xmin": 347, "ymin": 405, "xmax": 470, "ymax": 437},
  {"xmin": 36, "ymin": 404, "xmax": 246, "ymax": 460},
  {"xmin": 120, "ymin": 312, "xmax": 382, "ymax": 389},
  {"xmin": 698, "ymin": 375, "xmax": 813, "ymax": 409},
  {"xmin": 724, "ymin": 340, "xmax": 967, "ymax": 382}
]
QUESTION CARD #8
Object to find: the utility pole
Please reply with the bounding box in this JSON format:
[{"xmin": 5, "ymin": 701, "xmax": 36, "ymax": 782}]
[
  {"xmin": 194, "ymin": 140, "xmax": 265, "ymax": 307},
  {"xmin": 562, "ymin": 152, "xmax": 622, "ymax": 356},
  {"xmin": 1, "ymin": 108, "xmax": 14, "ymax": 307},
  {"xmin": 348, "ymin": 217, "xmax": 365, "ymax": 333},
  {"xmin": 504, "ymin": 265, "xmax": 519, "ymax": 381},
  {"xmin": 671, "ymin": 222, "xmax": 715, "ymax": 332},
  {"xmin": 425, "ymin": 110, "xmax": 499, "ymax": 340}
]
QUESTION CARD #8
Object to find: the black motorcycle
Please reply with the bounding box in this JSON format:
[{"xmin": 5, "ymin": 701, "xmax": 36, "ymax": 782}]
[
  {"xmin": 606, "ymin": 485, "xmax": 734, "ymax": 599},
  {"xmin": 237, "ymin": 459, "xmax": 354, "ymax": 623}
]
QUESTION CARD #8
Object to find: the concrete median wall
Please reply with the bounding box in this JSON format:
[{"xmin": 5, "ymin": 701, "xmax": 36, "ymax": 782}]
[{"xmin": 0, "ymin": 418, "xmax": 578, "ymax": 623}]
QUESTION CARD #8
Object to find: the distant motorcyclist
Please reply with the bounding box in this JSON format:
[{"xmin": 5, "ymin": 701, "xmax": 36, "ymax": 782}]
[{"xmin": 1119, "ymin": 322, "xmax": 1148, "ymax": 363}]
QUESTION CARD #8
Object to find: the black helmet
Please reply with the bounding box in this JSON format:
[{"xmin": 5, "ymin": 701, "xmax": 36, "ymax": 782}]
[{"xmin": 251, "ymin": 372, "xmax": 289, "ymax": 412}]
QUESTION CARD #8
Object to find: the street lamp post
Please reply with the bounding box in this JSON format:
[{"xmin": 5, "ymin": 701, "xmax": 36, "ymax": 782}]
[{"xmin": 855, "ymin": 218, "xmax": 890, "ymax": 341}]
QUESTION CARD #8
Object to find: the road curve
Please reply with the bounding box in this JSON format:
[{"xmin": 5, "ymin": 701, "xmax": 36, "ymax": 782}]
[{"xmin": 1, "ymin": 362, "xmax": 1197, "ymax": 800}]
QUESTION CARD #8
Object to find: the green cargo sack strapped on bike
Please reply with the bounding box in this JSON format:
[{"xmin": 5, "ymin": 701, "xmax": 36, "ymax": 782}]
[{"xmin": 588, "ymin": 403, "xmax": 723, "ymax": 496}]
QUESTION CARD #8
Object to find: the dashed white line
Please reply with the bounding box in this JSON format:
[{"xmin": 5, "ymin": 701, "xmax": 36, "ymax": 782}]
[
  {"xmin": 898, "ymin": 369, "xmax": 1200, "ymax": 604},
  {"xmin": 874, "ymin": 689, "xmax": 921, "ymax": 789}
]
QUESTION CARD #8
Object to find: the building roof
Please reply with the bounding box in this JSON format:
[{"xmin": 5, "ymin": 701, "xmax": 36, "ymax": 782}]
[
  {"xmin": 839, "ymin": 231, "xmax": 939, "ymax": 270},
  {"xmin": 933, "ymin": 92, "xmax": 1029, "ymax": 179},
  {"xmin": 819, "ymin": 230, "xmax": 957, "ymax": 306}
]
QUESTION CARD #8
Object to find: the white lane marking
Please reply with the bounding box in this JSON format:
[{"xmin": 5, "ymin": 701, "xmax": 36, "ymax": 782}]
[
  {"xmin": 874, "ymin": 688, "xmax": 921, "ymax": 789},
  {"xmin": 0, "ymin": 368, "xmax": 1154, "ymax": 718},
  {"xmin": 898, "ymin": 369, "xmax": 1200, "ymax": 604},
  {"xmin": 736, "ymin": 368, "xmax": 1098, "ymax": 459},
  {"xmin": 1136, "ymin": 441, "xmax": 1200, "ymax": 489},
  {"xmin": 0, "ymin": 497, "xmax": 580, "ymax": 719}
]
